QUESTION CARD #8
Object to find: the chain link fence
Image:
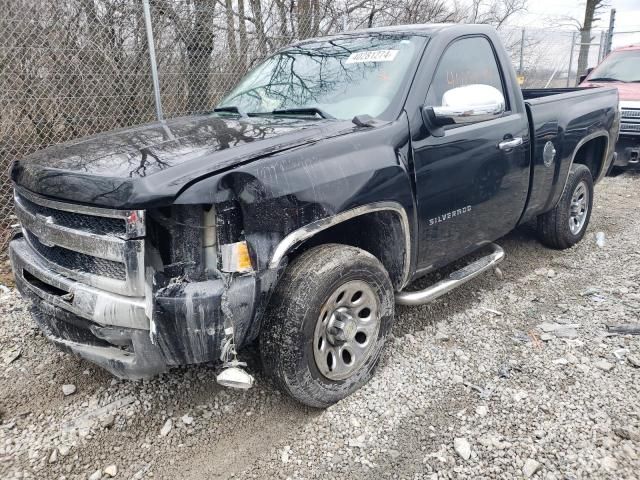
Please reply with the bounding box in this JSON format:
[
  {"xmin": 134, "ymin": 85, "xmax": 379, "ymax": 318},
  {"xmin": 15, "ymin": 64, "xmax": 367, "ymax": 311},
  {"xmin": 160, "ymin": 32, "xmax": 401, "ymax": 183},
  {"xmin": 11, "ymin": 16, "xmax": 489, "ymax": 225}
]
[
  {"xmin": 499, "ymin": 27, "xmax": 606, "ymax": 88},
  {"xmin": 0, "ymin": 0, "xmax": 611, "ymax": 250},
  {"xmin": 0, "ymin": 1, "xmax": 157, "ymax": 249}
]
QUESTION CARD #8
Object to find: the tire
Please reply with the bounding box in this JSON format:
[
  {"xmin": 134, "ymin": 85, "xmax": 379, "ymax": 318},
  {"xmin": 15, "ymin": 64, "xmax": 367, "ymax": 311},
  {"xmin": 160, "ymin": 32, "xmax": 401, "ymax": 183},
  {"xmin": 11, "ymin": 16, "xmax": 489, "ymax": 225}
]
[
  {"xmin": 260, "ymin": 244, "xmax": 394, "ymax": 408},
  {"xmin": 537, "ymin": 164, "xmax": 594, "ymax": 249}
]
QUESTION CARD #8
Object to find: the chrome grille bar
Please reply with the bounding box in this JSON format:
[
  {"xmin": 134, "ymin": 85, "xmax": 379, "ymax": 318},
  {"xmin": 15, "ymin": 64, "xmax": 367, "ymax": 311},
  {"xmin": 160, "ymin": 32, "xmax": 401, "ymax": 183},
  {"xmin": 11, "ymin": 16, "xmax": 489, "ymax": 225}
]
[
  {"xmin": 15, "ymin": 195, "xmax": 127, "ymax": 261},
  {"xmin": 14, "ymin": 187, "xmax": 146, "ymax": 297},
  {"xmin": 16, "ymin": 186, "xmax": 145, "ymax": 238},
  {"xmin": 621, "ymin": 108, "xmax": 640, "ymax": 119}
]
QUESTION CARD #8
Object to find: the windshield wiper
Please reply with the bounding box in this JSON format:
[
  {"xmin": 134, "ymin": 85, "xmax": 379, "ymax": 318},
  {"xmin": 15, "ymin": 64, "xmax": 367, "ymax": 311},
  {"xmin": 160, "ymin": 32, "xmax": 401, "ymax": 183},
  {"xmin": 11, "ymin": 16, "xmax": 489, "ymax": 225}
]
[
  {"xmin": 213, "ymin": 106, "xmax": 247, "ymax": 117},
  {"xmin": 269, "ymin": 107, "xmax": 335, "ymax": 119},
  {"xmin": 587, "ymin": 77, "xmax": 625, "ymax": 82}
]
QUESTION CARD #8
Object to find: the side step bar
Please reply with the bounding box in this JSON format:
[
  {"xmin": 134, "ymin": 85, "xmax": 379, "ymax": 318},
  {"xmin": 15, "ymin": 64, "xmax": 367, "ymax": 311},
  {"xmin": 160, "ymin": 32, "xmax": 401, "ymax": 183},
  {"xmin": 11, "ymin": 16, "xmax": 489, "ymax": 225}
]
[{"xmin": 395, "ymin": 243, "xmax": 505, "ymax": 306}]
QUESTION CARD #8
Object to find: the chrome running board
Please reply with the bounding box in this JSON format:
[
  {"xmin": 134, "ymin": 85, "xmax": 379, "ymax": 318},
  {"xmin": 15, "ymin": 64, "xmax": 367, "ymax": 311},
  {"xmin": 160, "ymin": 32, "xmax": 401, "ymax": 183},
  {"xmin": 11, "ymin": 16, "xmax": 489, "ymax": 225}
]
[{"xmin": 395, "ymin": 243, "xmax": 505, "ymax": 306}]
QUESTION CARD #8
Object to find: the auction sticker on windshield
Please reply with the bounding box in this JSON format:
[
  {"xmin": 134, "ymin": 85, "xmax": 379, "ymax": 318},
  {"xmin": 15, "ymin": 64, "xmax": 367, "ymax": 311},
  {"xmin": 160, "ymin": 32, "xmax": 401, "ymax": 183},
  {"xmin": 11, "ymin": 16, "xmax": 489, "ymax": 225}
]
[{"xmin": 345, "ymin": 50, "xmax": 399, "ymax": 64}]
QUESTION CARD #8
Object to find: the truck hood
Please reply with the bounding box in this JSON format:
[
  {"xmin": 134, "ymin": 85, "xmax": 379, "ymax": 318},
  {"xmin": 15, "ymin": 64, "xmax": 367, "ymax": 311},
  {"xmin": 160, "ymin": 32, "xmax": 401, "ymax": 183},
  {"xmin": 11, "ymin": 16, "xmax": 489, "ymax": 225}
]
[
  {"xmin": 11, "ymin": 114, "xmax": 355, "ymax": 208},
  {"xmin": 581, "ymin": 80, "xmax": 640, "ymax": 101}
]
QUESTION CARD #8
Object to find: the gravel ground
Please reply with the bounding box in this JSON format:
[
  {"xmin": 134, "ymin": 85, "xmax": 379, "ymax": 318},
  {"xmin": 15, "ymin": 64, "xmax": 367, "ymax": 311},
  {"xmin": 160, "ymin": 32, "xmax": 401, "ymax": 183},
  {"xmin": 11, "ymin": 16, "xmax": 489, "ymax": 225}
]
[{"xmin": 1, "ymin": 173, "xmax": 640, "ymax": 480}]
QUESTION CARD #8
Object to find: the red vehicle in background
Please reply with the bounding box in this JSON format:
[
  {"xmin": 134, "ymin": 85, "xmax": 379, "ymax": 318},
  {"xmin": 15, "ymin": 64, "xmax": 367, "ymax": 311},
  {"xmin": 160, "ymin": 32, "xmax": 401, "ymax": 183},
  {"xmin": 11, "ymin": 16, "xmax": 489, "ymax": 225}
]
[{"xmin": 580, "ymin": 45, "xmax": 640, "ymax": 169}]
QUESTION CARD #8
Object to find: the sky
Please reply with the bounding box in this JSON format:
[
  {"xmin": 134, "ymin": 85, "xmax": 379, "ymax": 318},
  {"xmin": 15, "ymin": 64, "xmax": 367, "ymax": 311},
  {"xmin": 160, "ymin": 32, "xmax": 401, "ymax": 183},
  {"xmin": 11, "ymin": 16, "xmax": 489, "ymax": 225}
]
[{"xmin": 513, "ymin": 0, "xmax": 640, "ymax": 47}]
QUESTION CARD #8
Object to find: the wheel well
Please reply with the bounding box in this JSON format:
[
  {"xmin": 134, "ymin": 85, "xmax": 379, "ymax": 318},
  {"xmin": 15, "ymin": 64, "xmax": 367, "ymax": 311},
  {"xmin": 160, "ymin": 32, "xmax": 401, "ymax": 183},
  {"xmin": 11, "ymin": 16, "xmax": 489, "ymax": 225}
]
[
  {"xmin": 572, "ymin": 136, "xmax": 607, "ymax": 180},
  {"xmin": 289, "ymin": 211, "xmax": 407, "ymax": 290}
]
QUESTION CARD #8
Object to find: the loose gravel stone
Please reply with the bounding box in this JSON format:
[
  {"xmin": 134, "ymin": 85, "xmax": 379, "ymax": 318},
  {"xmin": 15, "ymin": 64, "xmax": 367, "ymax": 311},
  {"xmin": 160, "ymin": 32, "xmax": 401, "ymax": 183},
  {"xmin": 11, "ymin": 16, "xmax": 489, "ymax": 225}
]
[
  {"xmin": 614, "ymin": 427, "xmax": 640, "ymax": 442},
  {"xmin": 494, "ymin": 267, "xmax": 504, "ymax": 280},
  {"xmin": 627, "ymin": 355, "xmax": 640, "ymax": 368},
  {"xmin": 601, "ymin": 456, "xmax": 618, "ymax": 471},
  {"xmin": 454, "ymin": 438, "xmax": 471, "ymax": 460},
  {"xmin": 99, "ymin": 413, "xmax": 115, "ymax": 428},
  {"xmin": 61, "ymin": 384, "xmax": 76, "ymax": 396},
  {"xmin": 388, "ymin": 449, "xmax": 401, "ymax": 460},
  {"xmin": 523, "ymin": 458, "xmax": 541, "ymax": 477},
  {"xmin": 554, "ymin": 328, "xmax": 578, "ymax": 339},
  {"xmin": 88, "ymin": 469, "xmax": 102, "ymax": 480},
  {"xmin": 594, "ymin": 360, "xmax": 615, "ymax": 372},
  {"xmin": 57, "ymin": 445, "xmax": 71, "ymax": 457},
  {"xmin": 435, "ymin": 331, "xmax": 450, "ymax": 342},
  {"xmin": 104, "ymin": 464, "xmax": 118, "ymax": 477},
  {"xmin": 160, "ymin": 419, "xmax": 173, "ymax": 437}
]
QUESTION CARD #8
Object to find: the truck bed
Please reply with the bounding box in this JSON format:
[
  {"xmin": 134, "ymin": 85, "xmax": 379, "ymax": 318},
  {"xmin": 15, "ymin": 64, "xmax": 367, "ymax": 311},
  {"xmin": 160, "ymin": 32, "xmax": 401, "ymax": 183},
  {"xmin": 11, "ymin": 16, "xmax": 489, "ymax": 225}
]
[
  {"xmin": 520, "ymin": 86, "xmax": 618, "ymax": 222},
  {"xmin": 521, "ymin": 87, "xmax": 585, "ymax": 101}
]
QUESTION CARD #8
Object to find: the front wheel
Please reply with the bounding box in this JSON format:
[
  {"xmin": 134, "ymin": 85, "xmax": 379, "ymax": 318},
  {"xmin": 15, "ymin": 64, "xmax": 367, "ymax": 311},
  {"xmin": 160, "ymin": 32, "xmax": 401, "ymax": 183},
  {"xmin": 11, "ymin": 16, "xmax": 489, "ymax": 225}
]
[
  {"xmin": 537, "ymin": 164, "xmax": 594, "ymax": 249},
  {"xmin": 260, "ymin": 244, "xmax": 394, "ymax": 408}
]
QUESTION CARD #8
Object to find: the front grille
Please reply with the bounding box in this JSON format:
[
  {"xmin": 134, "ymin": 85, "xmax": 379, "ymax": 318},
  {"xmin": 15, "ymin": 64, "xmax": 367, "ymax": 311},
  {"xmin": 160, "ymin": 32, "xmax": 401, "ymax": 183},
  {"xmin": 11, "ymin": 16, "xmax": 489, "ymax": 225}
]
[
  {"xmin": 621, "ymin": 109, "xmax": 640, "ymax": 135},
  {"xmin": 14, "ymin": 187, "xmax": 146, "ymax": 296},
  {"xmin": 18, "ymin": 193, "xmax": 126, "ymax": 236},
  {"xmin": 25, "ymin": 230, "xmax": 126, "ymax": 280}
]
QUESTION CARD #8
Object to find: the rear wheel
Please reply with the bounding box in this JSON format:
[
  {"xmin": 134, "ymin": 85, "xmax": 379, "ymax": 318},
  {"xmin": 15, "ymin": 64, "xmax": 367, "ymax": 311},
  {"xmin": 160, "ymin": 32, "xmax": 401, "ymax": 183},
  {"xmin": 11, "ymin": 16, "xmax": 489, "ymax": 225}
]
[
  {"xmin": 260, "ymin": 244, "xmax": 394, "ymax": 408},
  {"xmin": 537, "ymin": 164, "xmax": 593, "ymax": 249}
]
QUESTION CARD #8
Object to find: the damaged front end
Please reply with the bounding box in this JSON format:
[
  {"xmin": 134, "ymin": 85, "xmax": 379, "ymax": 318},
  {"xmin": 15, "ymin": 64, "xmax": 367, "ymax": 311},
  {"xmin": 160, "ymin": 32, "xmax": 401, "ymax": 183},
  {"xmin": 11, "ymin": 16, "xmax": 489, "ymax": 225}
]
[
  {"xmin": 146, "ymin": 201, "xmax": 271, "ymax": 377},
  {"xmin": 9, "ymin": 187, "xmax": 272, "ymax": 381}
]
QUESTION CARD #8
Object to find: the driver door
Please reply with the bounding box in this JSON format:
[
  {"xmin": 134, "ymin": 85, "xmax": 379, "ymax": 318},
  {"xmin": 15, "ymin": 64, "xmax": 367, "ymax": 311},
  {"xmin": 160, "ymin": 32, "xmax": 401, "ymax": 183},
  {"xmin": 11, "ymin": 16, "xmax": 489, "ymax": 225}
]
[{"xmin": 412, "ymin": 36, "xmax": 530, "ymax": 271}]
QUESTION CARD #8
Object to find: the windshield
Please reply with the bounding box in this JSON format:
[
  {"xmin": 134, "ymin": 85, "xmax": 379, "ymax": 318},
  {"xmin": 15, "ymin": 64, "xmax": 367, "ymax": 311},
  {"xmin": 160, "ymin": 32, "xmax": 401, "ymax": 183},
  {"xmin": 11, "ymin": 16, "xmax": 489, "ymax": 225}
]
[
  {"xmin": 588, "ymin": 50, "xmax": 640, "ymax": 83},
  {"xmin": 217, "ymin": 34, "xmax": 426, "ymax": 120}
]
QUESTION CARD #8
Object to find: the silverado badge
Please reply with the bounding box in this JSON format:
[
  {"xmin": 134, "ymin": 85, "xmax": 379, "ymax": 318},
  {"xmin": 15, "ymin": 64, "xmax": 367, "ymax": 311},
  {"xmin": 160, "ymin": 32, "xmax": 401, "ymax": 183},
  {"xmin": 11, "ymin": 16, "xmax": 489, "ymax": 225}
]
[{"xmin": 429, "ymin": 205, "xmax": 472, "ymax": 226}]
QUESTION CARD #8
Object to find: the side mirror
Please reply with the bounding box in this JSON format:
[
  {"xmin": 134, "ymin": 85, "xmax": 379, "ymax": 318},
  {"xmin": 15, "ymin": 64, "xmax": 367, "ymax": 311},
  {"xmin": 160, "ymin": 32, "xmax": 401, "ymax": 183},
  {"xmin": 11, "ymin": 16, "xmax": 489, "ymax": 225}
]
[
  {"xmin": 423, "ymin": 84, "xmax": 505, "ymax": 131},
  {"xmin": 579, "ymin": 67, "xmax": 594, "ymax": 84}
]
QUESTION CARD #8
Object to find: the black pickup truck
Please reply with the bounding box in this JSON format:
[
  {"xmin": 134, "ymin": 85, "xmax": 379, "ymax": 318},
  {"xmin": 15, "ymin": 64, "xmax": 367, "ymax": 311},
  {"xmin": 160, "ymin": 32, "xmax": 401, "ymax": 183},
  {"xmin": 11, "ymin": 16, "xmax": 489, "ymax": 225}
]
[{"xmin": 9, "ymin": 24, "xmax": 618, "ymax": 407}]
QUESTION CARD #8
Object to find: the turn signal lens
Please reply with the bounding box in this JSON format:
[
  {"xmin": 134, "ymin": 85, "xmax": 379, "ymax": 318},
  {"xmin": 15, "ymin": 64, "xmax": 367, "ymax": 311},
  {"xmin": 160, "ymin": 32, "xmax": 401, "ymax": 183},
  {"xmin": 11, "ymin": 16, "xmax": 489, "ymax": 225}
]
[
  {"xmin": 236, "ymin": 242, "xmax": 252, "ymax": 271},
  {"xmin": 220, "ymin": 240, "xmax": 253, "ymax": 273}
]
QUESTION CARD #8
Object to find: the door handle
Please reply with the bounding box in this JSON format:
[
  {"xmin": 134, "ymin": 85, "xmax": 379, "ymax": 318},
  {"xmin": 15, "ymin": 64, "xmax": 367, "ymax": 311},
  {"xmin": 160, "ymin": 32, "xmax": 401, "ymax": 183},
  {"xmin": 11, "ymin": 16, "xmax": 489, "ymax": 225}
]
[{"xmin": 498, "ymin": 137, "xmax": 523, "ymax": 151}]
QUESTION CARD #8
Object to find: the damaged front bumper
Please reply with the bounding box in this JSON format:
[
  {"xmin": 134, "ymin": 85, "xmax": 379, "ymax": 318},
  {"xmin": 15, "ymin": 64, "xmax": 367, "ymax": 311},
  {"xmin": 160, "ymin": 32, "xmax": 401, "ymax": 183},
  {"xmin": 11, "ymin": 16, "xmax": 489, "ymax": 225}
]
[
  {"xmin": 10, "ymin": 237, "xmax": 265, "ymax": 379},
  {"xmin": 11, "ymin": 237, "xmax": 165, "ymax": 378}
]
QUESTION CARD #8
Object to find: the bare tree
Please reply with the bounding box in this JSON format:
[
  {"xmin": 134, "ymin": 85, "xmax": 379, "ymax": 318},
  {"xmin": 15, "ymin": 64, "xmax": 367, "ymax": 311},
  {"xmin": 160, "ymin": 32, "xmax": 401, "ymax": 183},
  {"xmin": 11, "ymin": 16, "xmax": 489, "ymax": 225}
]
[
  {"xmin": 249, "ymin": 0, "xmax": 269, "ymax": 54},
  {"xmin": 155, "ymin": 0, "xmax": 217, "ymax": 112},
  {"xmin": 576, "ymin": 0, "xmax": 608, "ymax": 84},
  {"xmin": 297, "ymin": 0, "xmax": 321, "ymax": 39},
  {"xmin": 225, "ymin": 0, "xmax": 239, "ymax": 64},
  {"xmin": 464, "ymin": 0, "xmax": 527, "ymax": 27},
  {"xmin": 238, "ymin": 0, "xmax": 248, "ymax": 69}
]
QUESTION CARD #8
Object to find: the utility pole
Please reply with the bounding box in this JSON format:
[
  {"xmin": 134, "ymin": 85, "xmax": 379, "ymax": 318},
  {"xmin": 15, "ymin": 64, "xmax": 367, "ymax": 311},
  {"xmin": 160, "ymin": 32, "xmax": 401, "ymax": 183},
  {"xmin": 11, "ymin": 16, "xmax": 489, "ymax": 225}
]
[
  {"xmin": 567, "ymin": 31, "xmax": 577, "ymax": 87},
  {"xmin": 518, "ymin": 29, "xmax": 525, "ymax": 75},
  {"xmin": 605, "ymin": 8, "xmax": 616, "ymax": 55}
]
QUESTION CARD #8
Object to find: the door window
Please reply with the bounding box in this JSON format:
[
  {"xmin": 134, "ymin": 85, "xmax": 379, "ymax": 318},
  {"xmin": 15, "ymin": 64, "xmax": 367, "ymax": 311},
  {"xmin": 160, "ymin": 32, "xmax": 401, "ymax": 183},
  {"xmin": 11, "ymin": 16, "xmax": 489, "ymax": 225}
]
[{"xmin": 427, "ymin": 37, "xmax": 507, "ymax": 109}]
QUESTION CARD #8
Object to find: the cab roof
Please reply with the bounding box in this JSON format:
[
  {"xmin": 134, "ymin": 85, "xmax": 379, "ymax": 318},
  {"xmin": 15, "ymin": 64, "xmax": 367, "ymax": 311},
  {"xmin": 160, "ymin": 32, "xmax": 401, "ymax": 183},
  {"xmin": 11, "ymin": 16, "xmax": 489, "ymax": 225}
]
[{"xmin": 291, "ymin": 23, "xmax": 497, "ymax": 46}]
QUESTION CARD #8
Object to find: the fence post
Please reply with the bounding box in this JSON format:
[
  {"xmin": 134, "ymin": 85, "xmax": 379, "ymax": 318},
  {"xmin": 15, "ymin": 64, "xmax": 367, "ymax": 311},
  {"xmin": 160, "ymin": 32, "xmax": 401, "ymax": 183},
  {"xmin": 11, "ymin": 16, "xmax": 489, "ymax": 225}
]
[
  {"xmin": 142, "ymin": 0, "xmax": 164, "ymax": 121},
  {"xmin": 518, "ymin": 28, "xmax": 525, "ymax": 76},
  {"xmin": 597, "ymin": 31, "xmax": 603, "ymax": 62},
  {"xmin": 566, "ymin": 31, "xmax": 576, "ymax": 88}
]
